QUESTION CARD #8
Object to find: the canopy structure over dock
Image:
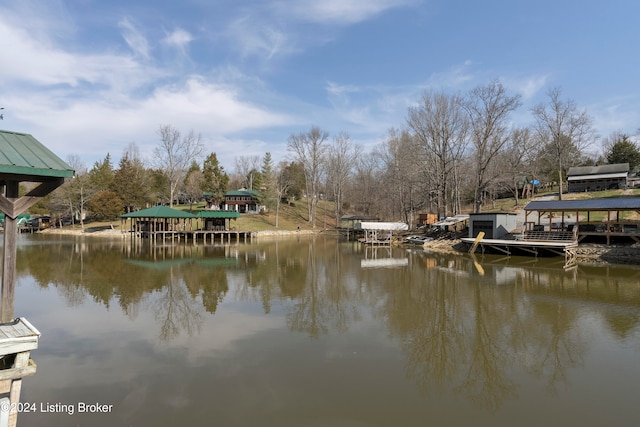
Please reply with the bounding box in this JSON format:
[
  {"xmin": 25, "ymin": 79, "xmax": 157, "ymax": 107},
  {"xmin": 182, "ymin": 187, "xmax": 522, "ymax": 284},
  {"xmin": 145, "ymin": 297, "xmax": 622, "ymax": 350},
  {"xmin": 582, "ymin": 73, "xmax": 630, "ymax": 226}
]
[
  {"xmin": 524, "ymin": 197, "xmax": 640, "ymax": 244},
  {"xmin": 0, "ymin": 130, "xmax": 74, "ymax": 321},
  {"xmin": 197, "ymin": 210, "xmax": 240, "ymax": 231},
  {"xmin": 355, "ymin": 221, "xmax": 408, "ymax": 245},
  {"xmin": 120, "ymin": 205, "xmax": 197, "ymax": 234},
  {"xmin": 0, "ymin": 129, "xmax": 74, "ymax": 427},
  {"xmin": 120, "ymin": 207, "xmax": 251, "ymax": 244}
]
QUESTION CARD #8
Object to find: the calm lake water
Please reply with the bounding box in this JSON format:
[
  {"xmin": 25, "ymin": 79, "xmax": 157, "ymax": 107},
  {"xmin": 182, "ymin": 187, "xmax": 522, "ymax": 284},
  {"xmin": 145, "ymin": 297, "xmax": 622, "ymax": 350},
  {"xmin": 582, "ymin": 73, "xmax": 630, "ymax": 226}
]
[{"xmin": 9, "ymin": 234, "xmax": 640, "ymax": 426}]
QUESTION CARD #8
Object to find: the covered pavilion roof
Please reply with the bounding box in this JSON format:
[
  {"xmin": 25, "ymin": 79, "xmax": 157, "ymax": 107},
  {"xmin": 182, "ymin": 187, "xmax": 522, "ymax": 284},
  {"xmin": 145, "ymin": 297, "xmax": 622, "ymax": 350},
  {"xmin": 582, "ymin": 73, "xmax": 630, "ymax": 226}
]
[
  {"xmin": 0, "ymin": 130, "xmax": 74, "ymax": 181},
  {"xmin": 524, "ymin": 197, "xmax": 640, "ymax": 212},
  {"xmin": 120, "ymin": 206, "xmax": 197, "ymax": 219}
]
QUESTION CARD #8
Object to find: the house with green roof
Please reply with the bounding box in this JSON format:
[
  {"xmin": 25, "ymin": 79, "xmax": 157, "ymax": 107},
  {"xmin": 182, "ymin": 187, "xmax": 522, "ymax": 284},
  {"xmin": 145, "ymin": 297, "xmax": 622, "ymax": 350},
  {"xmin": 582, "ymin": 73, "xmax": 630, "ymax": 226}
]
[{"xmin": 223, "ymin": 189, "xmax": 261, "ymax": 213}]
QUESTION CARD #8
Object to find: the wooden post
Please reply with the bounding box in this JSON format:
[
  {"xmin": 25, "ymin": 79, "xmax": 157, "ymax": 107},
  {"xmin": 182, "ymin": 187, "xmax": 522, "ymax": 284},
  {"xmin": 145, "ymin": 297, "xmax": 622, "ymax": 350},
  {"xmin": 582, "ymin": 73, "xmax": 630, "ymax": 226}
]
[{"xmin": 1, "ymin": 181, "xmax": 19, "ymax": 323}]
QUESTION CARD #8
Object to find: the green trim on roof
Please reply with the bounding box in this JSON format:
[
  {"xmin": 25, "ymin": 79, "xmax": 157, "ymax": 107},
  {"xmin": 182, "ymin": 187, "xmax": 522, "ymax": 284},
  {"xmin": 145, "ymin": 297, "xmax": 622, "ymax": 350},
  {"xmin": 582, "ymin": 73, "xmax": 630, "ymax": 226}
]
[
  {"xmin": 225, "ymin": 189, "xmax": 259, "ymax": 197},
  {"xmin": 120, "ymin": 206, "xmax": 197, "ymax": 219},
  {"xmin": 196, "ymin": 210, "xmax": 240, "ymax": 219},
  {"xmin": 0, "ymin": 130, "xmax": 74, "ymax": 179}
]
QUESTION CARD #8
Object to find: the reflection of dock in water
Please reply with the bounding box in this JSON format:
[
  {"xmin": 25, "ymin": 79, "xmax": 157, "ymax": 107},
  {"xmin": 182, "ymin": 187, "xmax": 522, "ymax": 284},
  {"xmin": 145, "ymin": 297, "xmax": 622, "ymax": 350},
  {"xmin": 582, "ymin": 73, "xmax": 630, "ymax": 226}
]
[
  {"xmin": 361, "ymin": 245, "xmax": 409, "ymax": 268},
  {"xmin": 361, "ymin": 258, "xmax": 408, "ymax": 268},
  {"xmin": 462, "ymin": 236, "xmax": 578, "ymax": 269}
]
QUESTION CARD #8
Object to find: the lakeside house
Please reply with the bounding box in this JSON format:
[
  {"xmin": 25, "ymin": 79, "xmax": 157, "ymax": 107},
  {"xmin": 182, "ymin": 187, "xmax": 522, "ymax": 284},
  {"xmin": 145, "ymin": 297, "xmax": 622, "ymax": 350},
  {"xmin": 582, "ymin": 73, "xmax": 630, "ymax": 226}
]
[
  {"xmin": 566, "ymin": 163, "xmax": 629, "ymax": 192},
  {"xmin": 223, "ymin": 189, "xmax": 261, "ymax": 213}
]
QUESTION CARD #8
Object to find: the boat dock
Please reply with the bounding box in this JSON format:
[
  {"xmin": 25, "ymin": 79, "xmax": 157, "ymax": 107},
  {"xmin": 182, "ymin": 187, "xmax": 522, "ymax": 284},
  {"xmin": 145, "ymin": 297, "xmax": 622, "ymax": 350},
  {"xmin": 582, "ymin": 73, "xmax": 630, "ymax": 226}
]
[
  {"xmin": 133, "ymin": 230, "xmax": 254, "ymax": 244},
  {"xmin": 461, "ymin": 230, "xmax": 578, "ymax": 268}
]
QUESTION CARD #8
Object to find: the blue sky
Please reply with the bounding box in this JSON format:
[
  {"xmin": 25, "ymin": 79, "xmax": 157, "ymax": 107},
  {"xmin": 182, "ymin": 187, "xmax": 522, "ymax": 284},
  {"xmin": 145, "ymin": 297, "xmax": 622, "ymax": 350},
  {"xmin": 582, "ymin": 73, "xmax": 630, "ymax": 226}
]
[{"xmin": 1, "ymin": 0, "xmax": 639, "ymax": 171}]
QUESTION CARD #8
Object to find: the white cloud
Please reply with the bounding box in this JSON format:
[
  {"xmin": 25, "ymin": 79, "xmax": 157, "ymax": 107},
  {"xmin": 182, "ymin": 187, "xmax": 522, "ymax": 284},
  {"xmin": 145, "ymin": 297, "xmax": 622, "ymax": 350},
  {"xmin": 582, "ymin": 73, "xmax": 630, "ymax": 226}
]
[
  {"xmin": 162, "ymin": 28, "xmax": 194, "ymax": 56},
  {"xmin": 502, "ymin": 75, "xmax": 549, "ymax": 101},
  {"xmin": 280, "ymin": 0, "xmax": 416, "ymax": 25},
  {"xmin": 226, "ymin": 16, "xmax": 291, "ymax": 60},
  {"xmin": 0, "ymin": 4, "xmax": 295, "ymax": 168},
  {"xmin": 118, "ymin": 17, "xmax": 151, "ymax": 60}
]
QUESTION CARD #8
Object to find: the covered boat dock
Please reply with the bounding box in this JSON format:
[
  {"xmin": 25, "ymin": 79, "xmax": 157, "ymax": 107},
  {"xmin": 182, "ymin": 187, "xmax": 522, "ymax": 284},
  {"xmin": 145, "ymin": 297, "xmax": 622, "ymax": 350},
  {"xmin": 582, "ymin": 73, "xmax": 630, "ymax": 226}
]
[
  {"xmin": 523, "ymin": 197, "xmax": 640, "ymax": 244},
  {"xmin": 355, "ymin": 221, "xmax": 408, "ymax": 245},
  {"xmin": 120, "ymin": 207, "xmax": 252, "ymax": 244}
]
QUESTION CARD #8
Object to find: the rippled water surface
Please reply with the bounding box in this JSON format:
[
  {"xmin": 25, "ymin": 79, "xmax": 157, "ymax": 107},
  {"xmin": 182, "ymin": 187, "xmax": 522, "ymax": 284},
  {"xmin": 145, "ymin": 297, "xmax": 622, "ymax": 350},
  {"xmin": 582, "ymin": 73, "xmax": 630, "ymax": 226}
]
[{"xmin": 11, "ymin": 234, "xmax": 640, "ymax": 426}]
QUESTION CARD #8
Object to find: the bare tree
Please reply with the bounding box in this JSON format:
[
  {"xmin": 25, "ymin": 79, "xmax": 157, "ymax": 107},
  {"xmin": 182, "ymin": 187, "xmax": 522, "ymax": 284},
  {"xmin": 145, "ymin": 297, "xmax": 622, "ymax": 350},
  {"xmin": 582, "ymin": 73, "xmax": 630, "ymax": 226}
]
[
  {"xmin": 464, "ymin": 80, "xmax": 522, "ymax": 212},
  {"xmin": 531, "ymin": 88, "xmax": 597, "ymax": 200},
  {"xmin": 234, "ymin": 155, "xmax": 261, "ymax": 190},
  {"xmin": 287, "ymin": 126, "xmax": 328, "ymax": 228},
  {"xmin": 407, "ymin": 91, "xmax": 469, "ymax": 217},
  {"xmin": 62, "ymin": 156, "xmax": 93, "ymax": 229},
  {"xmin": 326, "ymin": 132, "xmax": 360, "ymax": 227},
  {"xmin": 375, "ymin": 129, "xmax": 422, "ymax": 225},
  {"xmin": 155, "ymin": 125, "xmax": 205, "ymax": 207},
  {"xmin": 351, "ymin": 155, "xmax": 381, "ymax": 216},
  {"xmin": 274, "ymin": 161, "xmax": 292, "ymax": 228},
  {"xmin": 183, "ymin": 169, "xmax": 205, "ymax": 212}
]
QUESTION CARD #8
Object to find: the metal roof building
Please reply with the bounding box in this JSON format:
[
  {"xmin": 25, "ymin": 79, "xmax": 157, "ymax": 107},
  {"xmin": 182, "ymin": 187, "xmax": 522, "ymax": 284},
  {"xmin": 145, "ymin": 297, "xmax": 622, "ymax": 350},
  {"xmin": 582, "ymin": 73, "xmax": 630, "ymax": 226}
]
[
  {"xmin": 524, "ymin": 197, "xmax": 640, "ymax": 212},
  {"xmin": 523, "ymin": 197, "xmax": 640, "ymax": 244},
  {"xmin": 566, "ymin": 163, "xmax": 629, "ymax": 193}
]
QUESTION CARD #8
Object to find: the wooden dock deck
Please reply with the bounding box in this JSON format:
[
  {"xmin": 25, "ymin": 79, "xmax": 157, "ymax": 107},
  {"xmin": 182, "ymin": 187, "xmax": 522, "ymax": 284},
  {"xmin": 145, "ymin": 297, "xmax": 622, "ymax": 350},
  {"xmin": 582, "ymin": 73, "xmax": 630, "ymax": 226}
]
[{"xmin": 461, "ymin": 236, "xmax": 578, "ymax": 268}]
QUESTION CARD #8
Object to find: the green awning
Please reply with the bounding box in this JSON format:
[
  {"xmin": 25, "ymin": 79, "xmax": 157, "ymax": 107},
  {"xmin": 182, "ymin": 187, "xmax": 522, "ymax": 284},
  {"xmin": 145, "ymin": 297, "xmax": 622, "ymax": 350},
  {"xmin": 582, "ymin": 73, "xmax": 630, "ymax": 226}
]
[
  {"xmin": 0, "ymin": 130, "xmax": 74, "ymax": 180},
  {"xmin": 196, "ymin": 211, "xmax": 240, "ymax": 219},
  {"xmin": 120, "ymin": 206, "xmax": 197, "ymax": 219}
]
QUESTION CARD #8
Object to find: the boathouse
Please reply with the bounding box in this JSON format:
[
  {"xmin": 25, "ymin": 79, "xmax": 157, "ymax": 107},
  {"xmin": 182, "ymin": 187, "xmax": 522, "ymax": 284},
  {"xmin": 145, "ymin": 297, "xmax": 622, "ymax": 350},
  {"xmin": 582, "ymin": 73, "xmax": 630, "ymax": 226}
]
[
  {"xmin": 197, "ymin": 210, "xmax": 240, "ymax": 231},
  {"xmin": 120, "ymin": 205, "xmax": 196, "ymax": 234},
  {"xmin": 468, "ymin": 213, "xmax": 518, "ymax": 239}
]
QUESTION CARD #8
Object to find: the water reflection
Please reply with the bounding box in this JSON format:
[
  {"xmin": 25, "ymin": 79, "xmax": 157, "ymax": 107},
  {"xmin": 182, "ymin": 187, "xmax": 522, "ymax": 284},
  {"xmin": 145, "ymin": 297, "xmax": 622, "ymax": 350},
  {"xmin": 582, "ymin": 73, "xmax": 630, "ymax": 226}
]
[{"xmin": 12, "ymin": 234, "xmax": 640, "ymax": 425}]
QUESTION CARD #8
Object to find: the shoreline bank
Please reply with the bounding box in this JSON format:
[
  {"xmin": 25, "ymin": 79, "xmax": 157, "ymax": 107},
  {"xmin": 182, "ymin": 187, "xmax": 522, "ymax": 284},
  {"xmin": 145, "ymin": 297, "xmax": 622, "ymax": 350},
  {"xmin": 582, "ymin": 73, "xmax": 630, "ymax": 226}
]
[
  {"xmin": 37, "ymin": 227, "xmax": 640, "ymax": 266},
  {"xmin": 421, "ymin": 238, "xmax": 640, "ymax": 265}
]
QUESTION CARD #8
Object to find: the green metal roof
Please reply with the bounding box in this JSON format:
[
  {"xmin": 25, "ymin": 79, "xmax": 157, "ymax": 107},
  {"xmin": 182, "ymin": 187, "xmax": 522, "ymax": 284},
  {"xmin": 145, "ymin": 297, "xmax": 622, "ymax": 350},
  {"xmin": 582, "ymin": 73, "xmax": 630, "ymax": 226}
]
[
  {"xmin": 120, "ymin": 206, "xmax": 197, "ymax": 219},
  {"xmin": 225, "ymin": 189, "xmax": 259, "ymax": 197},
  {"xmin": 196, "ymin": 210, "xmax": 240, "ymax": 219},
  {"xmin": 0, "ymin": 130, "xmax": 74, "ymax": 179}
]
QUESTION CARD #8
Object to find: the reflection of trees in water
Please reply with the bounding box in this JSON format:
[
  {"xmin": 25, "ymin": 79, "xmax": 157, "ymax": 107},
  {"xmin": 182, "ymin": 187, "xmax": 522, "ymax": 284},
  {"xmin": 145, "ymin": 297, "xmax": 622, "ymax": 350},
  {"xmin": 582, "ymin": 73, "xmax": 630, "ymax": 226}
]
[
  {"xmin": 17, "ymin": 236, "xmax": 640, "ymax": 402},
  {"xmin": 150, "ymin": 268, "xmax": 204, "ymax": 341},
  {"xmin": 455, "ymin": 283, "xmax": 518, "ymax": 409},
  {"xmin": 524, "ymin": 299, "xmax": 584, "ymax": 392},
  {"xmin": 231, "ymin": 237, "xmax": 363, "ymax": 338},
  {"xmin": 17, "ymin": 238, "xmax": 234, "ymax": 340},
  {"xmin": 376, "ymin": 254, "xmax": 603, "ymax": 409},
  {"xmin": 285, "ymin": 238, "xmax": 359, "ymax": 337}
]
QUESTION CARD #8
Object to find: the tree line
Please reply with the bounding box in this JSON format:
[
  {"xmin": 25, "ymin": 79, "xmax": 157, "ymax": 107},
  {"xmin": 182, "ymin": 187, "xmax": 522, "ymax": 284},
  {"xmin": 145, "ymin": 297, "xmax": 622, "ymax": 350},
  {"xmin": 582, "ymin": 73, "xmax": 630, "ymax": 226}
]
[{"xmin": 30, "ymin": 82, "xmax": 640, "ymax": 229}]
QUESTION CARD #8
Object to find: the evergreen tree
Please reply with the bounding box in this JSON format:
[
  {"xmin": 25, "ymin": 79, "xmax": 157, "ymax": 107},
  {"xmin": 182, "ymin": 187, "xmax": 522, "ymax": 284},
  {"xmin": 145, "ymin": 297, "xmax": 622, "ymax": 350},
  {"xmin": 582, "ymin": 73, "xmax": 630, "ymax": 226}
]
[
  {"xmin": 89, "ymin": 153, "xmax": 115, "ymax": 192},
  {"xmin": 89, "ymin": 191, "xmax": 124, "ymax": 221},
  {"xmin": 260, "ymin": 152, "xmax": 275, "ymax": 211},
  {"xmin": 606, "ymin": 134, "xmax": 640, "ymax": 171},
  {"xmin": 113, "ymin": 152, "xmax": 152, "ymax": 212},
  {"xmin": 202, "ymin": 153, "xmax": 229, "ymax": 207}
]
